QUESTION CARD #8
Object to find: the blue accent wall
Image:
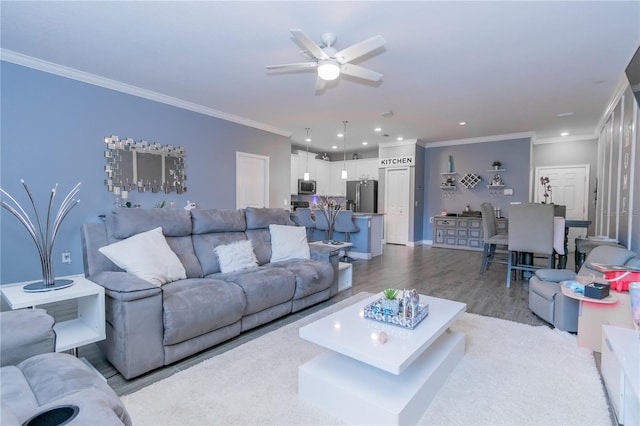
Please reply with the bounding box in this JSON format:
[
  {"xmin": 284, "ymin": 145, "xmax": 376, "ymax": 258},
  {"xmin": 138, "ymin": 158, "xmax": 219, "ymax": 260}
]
[
  {"xmin": 423, "ymin": 138, "xmax": 531, "ymax": 241},
  {"xmin": 1, "ymin": 61, "xmax": 291, "ymax": 284}
]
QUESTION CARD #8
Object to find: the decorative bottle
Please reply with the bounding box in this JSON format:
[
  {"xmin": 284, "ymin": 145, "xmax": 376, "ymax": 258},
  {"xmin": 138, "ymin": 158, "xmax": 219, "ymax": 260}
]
[{"xmin": 447, "ymin": 156, "xmax": 454, "ymax": 173}]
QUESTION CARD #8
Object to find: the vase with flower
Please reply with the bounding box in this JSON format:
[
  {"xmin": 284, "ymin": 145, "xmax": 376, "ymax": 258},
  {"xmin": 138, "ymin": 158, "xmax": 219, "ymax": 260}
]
[
  {"xmin": 540, "ymin": 176, "xmax": 552, "ymax": 204},
  {"xmin": 313, "ymin": 195, "xmax": 345, "ymax": 241}
]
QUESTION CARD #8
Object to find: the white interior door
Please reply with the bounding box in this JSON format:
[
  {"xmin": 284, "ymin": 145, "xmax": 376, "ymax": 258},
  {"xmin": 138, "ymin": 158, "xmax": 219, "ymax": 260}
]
[
  {"xmin": 385, "ymin": 168, "xmax": 410, "ymax": 245},
  {"xmin": 534, "ymin": 165, "xmax": 589, "ymax": 251},
  {"xmin": 236, "ymin": 152, "xmax": 269, "ymax": 209}
]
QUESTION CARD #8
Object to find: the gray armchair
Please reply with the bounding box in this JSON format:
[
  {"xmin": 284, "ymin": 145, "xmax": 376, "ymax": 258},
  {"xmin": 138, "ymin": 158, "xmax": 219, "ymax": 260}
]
[
  {"xmin": 0, "ymin": 309, "xmax": 55, "ymax": 367},
  {"xmin": 0, "ymin": 309, "xmax": 131, "ymax": 425},
  {"xmin": 528, "ymin": 245, "xmax": 638, "ymax": 332}
]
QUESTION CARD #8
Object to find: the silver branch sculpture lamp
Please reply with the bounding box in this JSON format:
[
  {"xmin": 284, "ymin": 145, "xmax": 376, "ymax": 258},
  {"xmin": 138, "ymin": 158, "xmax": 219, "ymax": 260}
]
[{"xmin": 1, "ymin": 180, "xmax": 81, "ymax": 292}]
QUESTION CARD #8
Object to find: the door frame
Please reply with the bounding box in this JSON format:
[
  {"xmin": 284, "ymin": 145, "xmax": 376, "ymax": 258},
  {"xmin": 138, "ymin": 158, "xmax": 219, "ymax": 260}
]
[
  {"xmin": 384, "ymin": 166, "xmax": 411, "ymax": 245},
  {"xmin": 236, "ymin": 152, "xmax": 269, "ymax": 209},
  {"xmin": 533, "ymin": 164, "xmax": 590, "ymax": 219}
]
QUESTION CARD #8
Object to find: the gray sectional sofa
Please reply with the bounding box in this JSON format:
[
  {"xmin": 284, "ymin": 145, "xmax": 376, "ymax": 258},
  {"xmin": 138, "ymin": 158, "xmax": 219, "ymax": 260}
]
[{"xmin": 81, "ymin": 207, "xmax": 338, "ymax": 379}]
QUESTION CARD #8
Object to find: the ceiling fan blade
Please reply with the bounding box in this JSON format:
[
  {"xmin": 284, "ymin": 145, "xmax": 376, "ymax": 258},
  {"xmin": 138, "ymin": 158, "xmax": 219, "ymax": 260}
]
[
  {"xmin": 266, "ymin": 62, "xmax": 317, "ymax": 70},
  {"xmin": 335, "ymin": 35, "xmax": 386, "ymax": 63},
  {"xmin": 340, "ymin": 63, "xmax": 383, "ymax": 82},
  {"xmin": 315, "ymin": 76, "xmax": 326, "ymax": 91},
  {"xmin": 290, "ymin": 29, "xmax": 330, "ymax": 61}
]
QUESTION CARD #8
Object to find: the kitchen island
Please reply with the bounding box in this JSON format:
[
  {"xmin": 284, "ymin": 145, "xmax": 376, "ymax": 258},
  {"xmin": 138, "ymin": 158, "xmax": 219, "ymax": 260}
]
[{"xmin": 291, "ymin": 211, "xmax": 384, "ymax": 259}]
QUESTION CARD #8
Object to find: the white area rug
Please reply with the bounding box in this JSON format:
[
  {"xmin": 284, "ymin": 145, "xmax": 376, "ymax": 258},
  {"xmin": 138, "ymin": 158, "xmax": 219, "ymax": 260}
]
[{"xmin": 122, "ymin": 293, "xmax": 611, "ymax": 425}]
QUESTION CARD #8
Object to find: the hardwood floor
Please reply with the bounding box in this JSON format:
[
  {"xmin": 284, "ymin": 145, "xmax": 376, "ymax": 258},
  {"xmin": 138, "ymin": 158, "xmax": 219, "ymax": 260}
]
[{"xmin": 83, "ymin": 244, "xmax": 557, "ymax": 396}]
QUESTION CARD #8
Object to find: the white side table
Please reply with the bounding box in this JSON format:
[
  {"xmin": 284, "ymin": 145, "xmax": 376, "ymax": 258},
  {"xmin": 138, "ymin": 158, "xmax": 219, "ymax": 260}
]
[
  {"xmin": 338, "ymin": 262, "xmax": 353, "ymax": 291},
  {"xmin": 1, "ymin": 275, "xmax": 105, "ymax": 354}
]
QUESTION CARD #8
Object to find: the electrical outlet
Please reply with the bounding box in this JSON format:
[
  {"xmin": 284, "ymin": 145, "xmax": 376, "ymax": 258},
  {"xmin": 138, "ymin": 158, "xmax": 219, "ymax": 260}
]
[
  {"xmin": 62, "ymin": 250, "xmax": 71, "ymax": 264},
  {"xmin": 503, "ymin": 188, "xmax": 513, "ymax": 196}
]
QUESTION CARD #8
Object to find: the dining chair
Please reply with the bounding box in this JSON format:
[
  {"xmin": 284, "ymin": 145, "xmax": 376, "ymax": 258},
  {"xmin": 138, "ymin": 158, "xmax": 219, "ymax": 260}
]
[
  {"xmin": 314, "ymin": 210, "xmax": 331, "ymax": 240},
  {"xmin": 506, "ymin": 203, "xmax": 555, "ymax": 288},
  {"xmin": 294, "ymin": 208, "xmax": 316, "ymax": 241},
  {"xmin": 480, "ymin": 202, "xmax": 509, "ymax": 273},
  {"xmin": 333, "ymin": 210, "xmax": 360, "ymax": 262}
]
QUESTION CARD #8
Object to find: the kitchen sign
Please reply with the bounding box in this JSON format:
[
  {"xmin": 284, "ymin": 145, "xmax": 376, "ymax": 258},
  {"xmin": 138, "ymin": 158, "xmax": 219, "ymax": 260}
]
[{"xmin": 379, "ymin": 156, "xmax": 415, "ymax": 168}]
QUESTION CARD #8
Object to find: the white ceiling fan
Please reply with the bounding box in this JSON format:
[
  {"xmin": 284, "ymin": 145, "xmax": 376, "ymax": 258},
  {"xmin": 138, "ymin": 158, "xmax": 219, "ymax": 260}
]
[{"xmin": 266, "ymin": 29, "xmax": 386, "ymax": 90}]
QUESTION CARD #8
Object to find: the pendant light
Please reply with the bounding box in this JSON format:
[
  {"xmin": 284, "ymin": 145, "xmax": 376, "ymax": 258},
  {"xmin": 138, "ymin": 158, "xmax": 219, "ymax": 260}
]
[
  {"xmin": 341, "ymin": 121, "xmax": 348, "ymax": 179},
  {"xmin": 303, "ymin": 128, "xmax": 311, "ymax": 181}
]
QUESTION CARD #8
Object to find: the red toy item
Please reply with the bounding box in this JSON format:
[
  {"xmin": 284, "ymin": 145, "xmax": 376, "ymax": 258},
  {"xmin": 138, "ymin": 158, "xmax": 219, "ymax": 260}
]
[{"xmin": 604, "ymin": 270, "xmax": 640, "ymax": 292}]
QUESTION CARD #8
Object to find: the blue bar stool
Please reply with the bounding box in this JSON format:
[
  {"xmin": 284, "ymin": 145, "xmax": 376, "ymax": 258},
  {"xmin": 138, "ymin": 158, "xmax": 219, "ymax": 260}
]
[
  {"xmin": 295, "ymin": 208, "xmax": 315, "ymax": 241},
  {"xmin": 334, "ymin": 210, "xmax": 359, "ymax": 262}
]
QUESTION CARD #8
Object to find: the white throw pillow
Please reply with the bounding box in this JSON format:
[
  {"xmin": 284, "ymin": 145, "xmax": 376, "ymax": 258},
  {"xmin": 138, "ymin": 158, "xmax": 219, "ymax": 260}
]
[
  {"xmin": 98, "ymin": 227, "xmax": 186, "ymax": 286},
  {"xmin": 214, "ymin": 240, "xmax": 259, "ymax": 273},
  {"xmin": 269, "ymin": 224, "xmax": 310, "ymax": 263}
]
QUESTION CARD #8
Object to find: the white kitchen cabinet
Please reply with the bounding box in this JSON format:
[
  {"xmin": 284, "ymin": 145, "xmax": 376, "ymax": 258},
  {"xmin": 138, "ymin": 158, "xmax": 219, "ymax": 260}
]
[
  {"xmin": 314, "ymin": 159, "xmax": 330, "ymax": 195},
  {"xmin": 354, "ymin": 158, "xmax": 380, "ymax": 180},
  {"xmin": 297, "ymin": 152, "xmax": 316, "ymax": 179},
  {"xmin": 330, "ymin": 162, "xmax": 347, "ymax": 196}
]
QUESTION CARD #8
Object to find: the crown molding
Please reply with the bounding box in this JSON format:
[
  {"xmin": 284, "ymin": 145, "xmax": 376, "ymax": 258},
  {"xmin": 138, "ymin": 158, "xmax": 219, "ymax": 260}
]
[
  {"xmin": 595, "ymin": 73, "xmax": 630, "ymax": 135},
  {"xmin": 377, "ymin": 139, "xmax": 418, "ymax": 148},
  {"xmin": 534, "ymin": 134, "xmax": 598, "ymax": 145},
  {"xmin": 0, "ymin": 49, "xmax": 292, "ymax": 137},
  {"xmin": 419, "ymin": 131, "xmax": 534, "ymax": 148}
]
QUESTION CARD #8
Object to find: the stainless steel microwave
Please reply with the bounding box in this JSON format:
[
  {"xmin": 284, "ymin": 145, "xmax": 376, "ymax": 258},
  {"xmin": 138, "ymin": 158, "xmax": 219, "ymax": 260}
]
[{"xmin": 297, "ymin": 179, "xmax": 316, "ymax": 195}]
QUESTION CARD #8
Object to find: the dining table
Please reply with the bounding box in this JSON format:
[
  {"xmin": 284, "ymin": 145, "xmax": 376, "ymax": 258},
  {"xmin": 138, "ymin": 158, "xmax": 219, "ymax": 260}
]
[{"xmin": 556, "ymin": 219, "xmax": 592, "ymax": 269}]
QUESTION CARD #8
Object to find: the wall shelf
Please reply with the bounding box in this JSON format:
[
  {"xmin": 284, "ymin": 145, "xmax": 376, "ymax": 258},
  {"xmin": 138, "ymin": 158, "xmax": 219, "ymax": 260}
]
[
  {"xmin": 486, "ymin": 169, "xmax": 506, "ymax": 172},
  {"xmin": 440, "ymin": 172, "xmax": 457, "ymax": 175}
]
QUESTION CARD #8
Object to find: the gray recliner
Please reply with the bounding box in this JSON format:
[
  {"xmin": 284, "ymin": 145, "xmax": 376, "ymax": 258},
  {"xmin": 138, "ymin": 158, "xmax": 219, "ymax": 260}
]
[
  {"xmin": 528, "ymin": 245, "xmax": 637, "ymax": 332},
  {"xmin": 0, "ymin": 309, "xmax": 131, "ymax": 425}
]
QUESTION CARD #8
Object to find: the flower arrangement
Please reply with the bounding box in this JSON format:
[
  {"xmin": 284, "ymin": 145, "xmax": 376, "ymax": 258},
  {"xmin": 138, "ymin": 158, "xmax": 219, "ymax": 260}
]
[
  {"xmin": 313, "ymin": 195, "xmax": 345, "ymax": 240},
  {"xmin": 540, "ymin": 176, "xmax": 552, "ymax": 203}
]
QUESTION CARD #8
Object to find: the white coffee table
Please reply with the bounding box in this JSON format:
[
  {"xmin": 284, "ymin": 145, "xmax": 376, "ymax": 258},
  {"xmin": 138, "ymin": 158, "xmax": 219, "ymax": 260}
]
[{"xmin": 298, "ymin": 292, "xmax": 466, "ymax": 425}]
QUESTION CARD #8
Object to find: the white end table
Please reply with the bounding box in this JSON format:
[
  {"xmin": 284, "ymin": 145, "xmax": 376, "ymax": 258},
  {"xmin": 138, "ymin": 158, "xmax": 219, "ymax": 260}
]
[
  {"xmin": 561, "ymin": 286, "xmax": 632, "ymax": 352},
  {"xmin": 1, "ymin": 275, "xmax": 105, "ymax": 354}
]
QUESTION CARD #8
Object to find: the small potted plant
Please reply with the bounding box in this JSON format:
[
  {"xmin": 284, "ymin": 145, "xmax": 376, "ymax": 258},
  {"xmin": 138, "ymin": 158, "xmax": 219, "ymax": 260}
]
[
  {"xmin": 381, "ymin": 287, "xmax": 400, "ymax": 315},
  {"xmin": 492, "ymin": 161, "xmax": 502, "ymax": 170}
]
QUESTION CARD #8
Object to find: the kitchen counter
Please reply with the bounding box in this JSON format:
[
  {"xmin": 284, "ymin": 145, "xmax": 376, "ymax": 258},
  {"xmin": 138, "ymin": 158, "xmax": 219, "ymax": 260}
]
[{"xmin": 291, "ymin": 210, "xmax": 384, "ymax": 259}]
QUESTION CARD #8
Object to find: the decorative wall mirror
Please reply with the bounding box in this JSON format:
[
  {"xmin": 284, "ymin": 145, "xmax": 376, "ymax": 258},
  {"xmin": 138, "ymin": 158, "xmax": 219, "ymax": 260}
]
[{"xmin": 104, "ymin": 135, "xmax": 187, "ymax": 194}]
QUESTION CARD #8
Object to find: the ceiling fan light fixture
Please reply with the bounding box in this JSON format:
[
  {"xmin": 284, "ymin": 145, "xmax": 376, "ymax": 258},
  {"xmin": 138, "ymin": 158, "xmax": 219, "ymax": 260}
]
[{"xmin": 318, "ymin": 60, "xmax": 340, "ymax": 81}]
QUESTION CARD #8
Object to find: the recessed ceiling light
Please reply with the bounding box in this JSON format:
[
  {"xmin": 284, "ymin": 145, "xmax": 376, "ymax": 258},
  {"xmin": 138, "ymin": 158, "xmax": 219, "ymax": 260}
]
[
  {"xmin": 337, "ymin": 133, "xmax": 344, "ymax": 138},
  {"xmin": 397, "ymin": 137, "xmax": 404, "ymax": 141},
  {"xmin": 556, "ymin": 112, "xmax": 574, "ymax": 118},
  {"xmin": 458, "ymin": 121, "xmax": 467, "ymax": 126},
  {"xmin": 560, "ymin": 132, "xmax": 569, "ymax": 136},
  {"xmin": 362, "ymin": 141, "xmax": 368, "ymax": 145},
  {"xmin": 374, "ymin": 127, "xmax": 382, "ymax": 132},
  {"xmin": 331, "ymin": 145, "xmax": 338, "ymax": 149}
]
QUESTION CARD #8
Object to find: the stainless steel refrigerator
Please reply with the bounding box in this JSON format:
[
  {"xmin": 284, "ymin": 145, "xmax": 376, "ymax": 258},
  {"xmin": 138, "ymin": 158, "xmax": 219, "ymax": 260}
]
[{"xmin": 346, "ymin": 180, "xmax": 378, "ymax": 213}]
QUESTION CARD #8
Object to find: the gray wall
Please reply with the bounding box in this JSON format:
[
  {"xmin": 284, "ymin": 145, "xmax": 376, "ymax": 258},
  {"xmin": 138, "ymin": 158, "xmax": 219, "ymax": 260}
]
[
  {"xmin": 1, "ymin": 61, "xmax": 291, "ymax": 284},
  {"xmin": 423, "ymin": 138, "xmax": 531, "ymax": 241}
]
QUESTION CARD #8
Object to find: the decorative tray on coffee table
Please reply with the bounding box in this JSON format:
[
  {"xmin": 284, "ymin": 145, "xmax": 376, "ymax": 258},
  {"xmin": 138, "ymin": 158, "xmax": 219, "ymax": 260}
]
[{"xmin": 363, "ymin": 297, "xmax": 429, "ymax": 330}]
